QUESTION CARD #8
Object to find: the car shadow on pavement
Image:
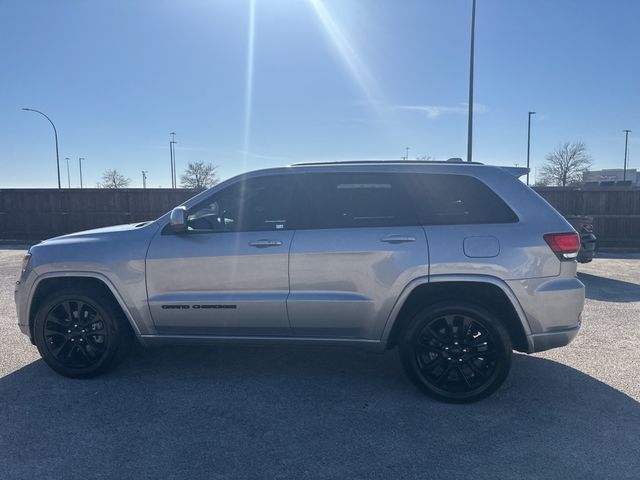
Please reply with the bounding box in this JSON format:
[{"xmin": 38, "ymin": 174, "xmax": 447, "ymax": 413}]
[
  {"xmin": 0, "ymin": 345, "xmax": 638, "ymax": 479},
  {"xmin": 578, "ymin": 272, "xmax": 640, "ymax": 302}
]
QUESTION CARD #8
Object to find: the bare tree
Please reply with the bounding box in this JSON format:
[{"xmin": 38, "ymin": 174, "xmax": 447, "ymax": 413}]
[
  {"xmin": 180, "ymin": 162, "xmax": 219, "ymax": 189},
  {"xmin": 539, "ymin": 142, "xmax": 592, "ymax": 187},
  {"xmin": 99, "ymin": 169, "xmax": 131, "ymax": 188}
]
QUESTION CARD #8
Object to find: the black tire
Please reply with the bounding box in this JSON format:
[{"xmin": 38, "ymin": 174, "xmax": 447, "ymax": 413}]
[
  {"xmin": 399, "ymin": 301, "xmax": 512, "ymax": 403},
  {"xmin": 33, "ymin": 286, "xmax": 133, "ymax": 378}
]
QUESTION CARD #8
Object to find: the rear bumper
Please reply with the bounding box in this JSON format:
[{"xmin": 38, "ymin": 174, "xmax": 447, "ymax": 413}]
[
  {"xmin": 528, "ymin": 321, "xmax": 581, "ymax": 353},
  {"xmin": 507, "ymin": 272, "xmax": 584, "ymax": 353}
]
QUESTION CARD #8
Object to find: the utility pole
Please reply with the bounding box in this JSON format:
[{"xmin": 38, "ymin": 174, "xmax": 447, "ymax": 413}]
[
  {"xmin": 169, "ymin": 132, "xmax": 177, "ymax": 189},
  {"xmin": 65, "ymin": 157, "xmax": 71, "ymax": 188},
  {"xmin": 142, "ymin": 170, "xmax": 148, "ymax": 189},
  {"xmin": 466, "ymin": 0, "xmax": 476, "ymax": 162},
  {"xmin": 623, "ymin": 130, "xmax": 631, "ymax": 182},
  {"xmin": 79, "ymin": 157, "xmax": 85, "ymax": 189},
  {"xmin": 404, "ymin": 146, "xmax": 410, "ymax": 160},
  {"xmin": 526, "ymin": 111, "xmax": 536, "ymax": 185}
]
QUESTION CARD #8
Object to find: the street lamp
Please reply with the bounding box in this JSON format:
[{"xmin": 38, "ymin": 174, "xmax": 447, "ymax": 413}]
[
  {"xmin": 466, "ymin": 0, "xmax": 477, "ymax": 163},
  {"xmin": 142, "ymin": 170, "xmax": 148, "ymax": 189},
  {"xmin": 78, "ymin": 157, "xmax": 85, "ymax": 189},
  {"xmin": 169, "ymin": 132, "xmax": 177, "ymax": 189},
  {"xmin": 65, "ymin": 157, "xmax": 71, "ymax": 188},
  {"xmin": 22, "ymin": 107, "xmax": 61, "ymax": 189},
  {"xmin": 526, "ymin": 111, "xmax": 536, "ymax": 186},
  {"xmin": 623, "ymin": 130, "xmax": 631, "ymax": 182}
]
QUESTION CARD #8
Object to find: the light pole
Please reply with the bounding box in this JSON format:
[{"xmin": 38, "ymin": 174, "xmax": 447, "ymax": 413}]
[
  {"xmin": 142, "ymin": 170, "xmax": 148, "ymax": 189},
  {"xmin": 466, "ymin": 0, "xmax": 476, "ymax": 163},
  {"xmin": 169, "ymin": 132, "xmax": 177, "ymax": 189},
  {"xmin": 623, "ymin": 130, "xmax": 631, "ymax": 182},
  {"xmin": 526, "ymin": 111, "xmax": 536, "ymax": 185},
  {"xmin": 65, "ymin": 157, "xmax": 71, "ymax": 188},
  {"xmin": 78, "ymin": 157, "xmax": 85, "ymax": 189},
  {"xmin": 22, "ymin": 108, "xmax": 61, "ymax": 188}
]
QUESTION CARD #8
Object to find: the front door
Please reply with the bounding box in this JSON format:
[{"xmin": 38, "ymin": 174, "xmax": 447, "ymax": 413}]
[{"xmin": 146, "ymin": 174, "xmax": 299, "ymax": 336}]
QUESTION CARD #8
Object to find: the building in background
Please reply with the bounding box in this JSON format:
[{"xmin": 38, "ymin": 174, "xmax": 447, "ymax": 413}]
[{"xmin": 583, "ymin": 169, "xmax": 639, "ymax": 186}]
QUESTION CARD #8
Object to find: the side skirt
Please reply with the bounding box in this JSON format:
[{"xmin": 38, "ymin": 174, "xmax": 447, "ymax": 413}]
[{"xmin": 137, "ymin": 334, "xmax": 386, "ymax": 351}]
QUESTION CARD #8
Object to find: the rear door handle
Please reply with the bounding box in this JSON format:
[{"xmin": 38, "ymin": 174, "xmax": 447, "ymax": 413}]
[
  {"xmin": 248, "ymin": 239, "xmax": 283, "ymax": 248},
  {"xmin": 380, "ymin": 234, "xmax": 416, "ymax": 244}
]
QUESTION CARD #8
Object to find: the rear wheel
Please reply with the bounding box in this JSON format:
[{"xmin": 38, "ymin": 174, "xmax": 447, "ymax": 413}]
[
  {"xmin": 33, "ymin": 287, "xmax": 132, "ymax": 378},
  {"xmin": 399, "ymin": 301, "xmax": 512, "ymax": 403}
]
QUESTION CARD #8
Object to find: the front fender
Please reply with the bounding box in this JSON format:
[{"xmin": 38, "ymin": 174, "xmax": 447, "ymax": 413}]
[{"xmin": 26, "ymin": 271, "xmax": 150, "ymax": 340}]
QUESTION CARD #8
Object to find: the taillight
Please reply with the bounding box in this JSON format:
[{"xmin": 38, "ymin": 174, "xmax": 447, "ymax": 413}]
[{"xmin": 544, "ymin": 232, "xmax": 580, "ymax": 260}]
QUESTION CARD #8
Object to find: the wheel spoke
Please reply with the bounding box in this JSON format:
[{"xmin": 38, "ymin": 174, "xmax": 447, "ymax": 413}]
[
  {"xmin": 434, "ymin": 364, "xmax": 455, "ymax": 386},
  {"xmin": 464, "ymin": 358, "xmax": 487, "ymax": 378},
  {"xmin": 76, "ymin": 343, "xmax": 93, "ymax": 363},
  {"xmin": 455, "ymin": 366, "xmax": 473, "ymax": 388},
  {"xmin": 467, "ymin": 350, "xmax": 496, "ymax": 361},
  {"xmin": 427, "ymin": 325, "xmax": 448, "ymax": 344},
  {"xmin": 45, "ymin": 323, "xmax": 67, "ymax": 336},
  {"xmin": 416, "ymin": 342, "xmax": 443, "ymax": 356},
  {"xmin": 83, "ymin": 339, "xmax": 102, "ymax": 358},
  {"xmin": 64, "ymin": 301, "xmax": 76, "ymax": 322},
  {"xmin": 49, "ymin": 337, "xmax": 70, "ymax": 357},
  {"xmin": 419, "ymin": 354, "xmax": 446, "ymax": 374},
  {"xmin": 452, "ymin": 315, "xmax": 465, "ymax": 339}
]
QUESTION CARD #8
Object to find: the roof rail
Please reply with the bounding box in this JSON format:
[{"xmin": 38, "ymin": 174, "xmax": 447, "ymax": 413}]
[{"xmin": 291, "ymin": 159, "xmax": 484, "ymax": 166}]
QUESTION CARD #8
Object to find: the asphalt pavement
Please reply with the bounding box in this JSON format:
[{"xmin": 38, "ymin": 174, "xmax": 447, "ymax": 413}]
[{"xmin": 1, "ymin": 248, "xmax": 639, "ymax": 480}]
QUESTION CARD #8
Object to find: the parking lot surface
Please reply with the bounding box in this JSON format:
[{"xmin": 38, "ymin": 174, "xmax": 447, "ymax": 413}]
[{"xmin": 1, "ymin": 248, "xmax": 639, "ymax": 479}]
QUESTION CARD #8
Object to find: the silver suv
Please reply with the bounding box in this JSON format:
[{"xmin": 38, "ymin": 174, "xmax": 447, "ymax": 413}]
[{"xmin": 15, "ymin": 161, "xmax": 584, "ymax": 402}]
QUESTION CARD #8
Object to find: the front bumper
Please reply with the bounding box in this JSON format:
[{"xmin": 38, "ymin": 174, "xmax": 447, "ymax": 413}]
[
  {"xmin": 15, "ymin": 268, "xmax": 38, "ymax": 342},
  {"xmin": 528, "ymin": 322, "xmax": 581, "ymax": 353}
]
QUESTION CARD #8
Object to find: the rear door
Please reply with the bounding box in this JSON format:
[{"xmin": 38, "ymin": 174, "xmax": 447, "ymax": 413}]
[{"xmin": 287, "ymin": 172, "xmax": 429, "ymax": 340}]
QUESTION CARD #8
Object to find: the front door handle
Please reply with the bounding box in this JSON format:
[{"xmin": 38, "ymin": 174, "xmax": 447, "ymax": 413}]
[
  {"xmin": 380, "ymin": 234, "xmax": 416, "ymax": 244},
  {"xmin": 248, "ymin": 239, "xmax": 283, "ymax": 248}
]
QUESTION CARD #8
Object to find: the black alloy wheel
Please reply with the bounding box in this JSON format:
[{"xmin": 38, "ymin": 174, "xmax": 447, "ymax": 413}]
[
  {"xmin": 43, "ymin": 300, "xmax": 109, "ymax": 369},
  {"xmin": 34, "ymin": 287, "xmax": 132, "ymax": 378},
  {"xmin": 399, "ymin": 302, "xmax": 512, "ymax": 403}
]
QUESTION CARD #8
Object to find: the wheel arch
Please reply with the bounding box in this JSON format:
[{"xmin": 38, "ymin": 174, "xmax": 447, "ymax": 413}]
[
  {"xmin": 383, "ymin": 275, "xmax": 533, "ymax": 353},
  {"xmin": 27, "ymin": 273, "xmax": 142, "ymax": 343}
]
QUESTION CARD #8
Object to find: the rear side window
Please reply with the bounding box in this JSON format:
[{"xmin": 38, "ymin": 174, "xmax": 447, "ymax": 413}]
[
  {"xmin": 302, "ymin": 173, "xmax": 417, "ymax": 229},
  {"xmin": 411, "ymin": 174, "xmax": 518, "ymax": 225}
]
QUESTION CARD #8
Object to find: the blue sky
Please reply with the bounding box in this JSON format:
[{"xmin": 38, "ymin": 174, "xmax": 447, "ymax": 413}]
[{"xmin": 1, "ymin": 0, "xmax": 638, "ymax": 188}]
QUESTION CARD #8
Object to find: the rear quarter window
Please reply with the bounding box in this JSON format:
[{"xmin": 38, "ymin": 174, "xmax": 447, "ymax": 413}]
[{"xmin": 411, "ymin": 174, "xmax": 518, "ymax": 225}]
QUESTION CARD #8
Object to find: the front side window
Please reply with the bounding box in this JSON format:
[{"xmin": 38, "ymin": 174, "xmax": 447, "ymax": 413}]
[
  {"xmin": 187, "ymin": 175, "xmax": 296, "ymax": 232},
  {"xmin": 302, "ymin": 173, "xmax": 417, "ymax": 229}
]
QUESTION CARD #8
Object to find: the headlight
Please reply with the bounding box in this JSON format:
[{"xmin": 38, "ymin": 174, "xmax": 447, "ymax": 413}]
[{"xmin": 21, "ymin": 253, "xmax": 32, "ymax": 271}]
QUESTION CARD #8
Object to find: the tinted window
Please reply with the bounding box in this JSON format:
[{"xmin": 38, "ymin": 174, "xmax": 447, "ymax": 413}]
[
  {"xmin": 411, "ymin": 174, "xmax": 518, "ymax": 225},
  {"xmin": 303, "ymin": 173, "xmax": 417, "ymax": 229},
  {"xmin": 187, "ymin": 175, "xmax": 297, "ymax": 232}
]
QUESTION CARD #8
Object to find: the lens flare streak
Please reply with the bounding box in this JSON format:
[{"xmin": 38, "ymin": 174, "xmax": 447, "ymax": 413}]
[
  {"xmin": 309, "ymin": 0, "xmax": 382, "ymax": 107},
  {"xmin": 242, "ymin": 0, "xmax": 256, "ymax": 168}
]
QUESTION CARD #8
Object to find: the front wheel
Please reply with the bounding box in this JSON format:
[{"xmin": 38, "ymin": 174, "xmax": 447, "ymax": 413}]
[
  {"xmin": 399, "ymin": 302, "xmax": 512, "ymax": 403},
  {"xmin": 33, "ymin": 287, "xmax": 132, "ymax": 378}
]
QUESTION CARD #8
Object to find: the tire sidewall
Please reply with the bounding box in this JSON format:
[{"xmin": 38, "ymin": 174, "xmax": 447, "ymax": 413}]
[{"xmin": 399, "ymin": 301, "xmax": 513, "ymax": 403}]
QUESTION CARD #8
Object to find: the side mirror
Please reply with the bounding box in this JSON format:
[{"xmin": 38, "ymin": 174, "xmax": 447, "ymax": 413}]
[{"xmin": 169, "ymin": 206, "xmax": 188, "ymax": 233}]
